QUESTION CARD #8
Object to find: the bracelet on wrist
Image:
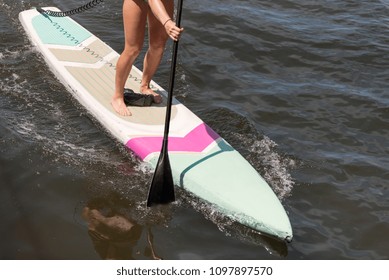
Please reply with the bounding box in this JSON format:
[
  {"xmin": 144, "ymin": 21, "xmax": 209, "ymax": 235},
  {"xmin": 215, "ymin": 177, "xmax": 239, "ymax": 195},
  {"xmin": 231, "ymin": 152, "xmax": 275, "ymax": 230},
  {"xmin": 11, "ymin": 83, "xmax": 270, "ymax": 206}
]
[{"xmin": 163, "ymin": 18, "xmax": 172, "ymax": 26}]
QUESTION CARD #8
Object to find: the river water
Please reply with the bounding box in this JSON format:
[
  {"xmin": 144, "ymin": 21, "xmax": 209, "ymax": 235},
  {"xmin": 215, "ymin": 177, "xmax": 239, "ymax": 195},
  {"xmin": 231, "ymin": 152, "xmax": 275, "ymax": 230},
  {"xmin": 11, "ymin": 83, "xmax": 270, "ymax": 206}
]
[{"xmin": 0, "ymin": 0, "xmax": 388, "ymax": 260}]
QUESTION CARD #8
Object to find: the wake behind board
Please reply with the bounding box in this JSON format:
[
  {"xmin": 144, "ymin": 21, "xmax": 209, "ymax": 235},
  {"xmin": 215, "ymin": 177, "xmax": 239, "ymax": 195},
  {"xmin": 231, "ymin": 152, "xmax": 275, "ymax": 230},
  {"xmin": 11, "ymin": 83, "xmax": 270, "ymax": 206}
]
[{"xmin": 19, "ymin": 7, "xmax": 293, "ymax": 241}]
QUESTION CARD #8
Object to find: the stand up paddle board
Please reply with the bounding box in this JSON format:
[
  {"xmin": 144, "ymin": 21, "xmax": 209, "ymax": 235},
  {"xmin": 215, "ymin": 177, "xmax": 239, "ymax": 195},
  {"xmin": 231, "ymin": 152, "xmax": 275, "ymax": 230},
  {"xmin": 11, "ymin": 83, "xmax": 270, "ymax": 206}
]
[{"xmin": 19, "ymin": 7, "xmax": 293, "ymax": 241}]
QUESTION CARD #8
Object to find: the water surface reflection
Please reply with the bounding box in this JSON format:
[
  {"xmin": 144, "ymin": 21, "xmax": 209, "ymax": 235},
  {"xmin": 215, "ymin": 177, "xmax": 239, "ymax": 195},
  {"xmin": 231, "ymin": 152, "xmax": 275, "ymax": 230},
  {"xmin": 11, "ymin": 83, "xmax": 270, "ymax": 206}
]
[{"xmin": 82, "ymin": 194, "xmax": 161, "ymax": 260}]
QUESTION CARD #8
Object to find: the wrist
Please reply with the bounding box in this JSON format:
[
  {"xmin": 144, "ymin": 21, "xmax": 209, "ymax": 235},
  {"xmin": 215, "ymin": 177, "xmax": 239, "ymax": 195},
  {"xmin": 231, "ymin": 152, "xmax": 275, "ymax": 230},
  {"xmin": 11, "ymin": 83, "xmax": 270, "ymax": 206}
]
[{"xmin": 163, "ymin": 18, "xmax": 172, "ymax": 27}]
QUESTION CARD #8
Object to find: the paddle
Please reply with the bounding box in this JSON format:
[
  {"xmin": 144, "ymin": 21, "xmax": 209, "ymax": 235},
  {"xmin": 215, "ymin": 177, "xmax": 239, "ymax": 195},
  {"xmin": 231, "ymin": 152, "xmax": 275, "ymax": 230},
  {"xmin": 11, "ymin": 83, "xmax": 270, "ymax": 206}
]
[{"xmin": 147, "ymin": 0, "xmax": 184, "ymax": 207}]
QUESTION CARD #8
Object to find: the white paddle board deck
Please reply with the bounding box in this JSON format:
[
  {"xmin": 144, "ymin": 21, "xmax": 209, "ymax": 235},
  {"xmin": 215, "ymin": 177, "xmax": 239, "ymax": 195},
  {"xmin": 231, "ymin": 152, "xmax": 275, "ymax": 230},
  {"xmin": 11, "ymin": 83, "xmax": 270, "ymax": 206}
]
[{"xmin": 19, "ymin": 7, "xmax": 292, "ymax": 241}]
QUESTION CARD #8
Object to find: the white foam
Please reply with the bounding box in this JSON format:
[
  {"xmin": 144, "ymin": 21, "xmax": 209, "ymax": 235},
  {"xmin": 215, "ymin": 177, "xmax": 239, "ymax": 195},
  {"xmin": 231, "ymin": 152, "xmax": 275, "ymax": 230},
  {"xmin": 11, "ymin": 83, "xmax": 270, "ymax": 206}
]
[
  {"xmin": 134, "ymin": 161, "xmax": 153, "ymax": 174},
  {"xmin": 14, "ymin": 120, "xmax": 35, "ymax": 135},
  {"xmin": 230, "ymin": 133, "xmax": 295, "ymax": 200},
  {"xmin": 251, "ymin": 136, "xmax": 295, "ymax": 199}
]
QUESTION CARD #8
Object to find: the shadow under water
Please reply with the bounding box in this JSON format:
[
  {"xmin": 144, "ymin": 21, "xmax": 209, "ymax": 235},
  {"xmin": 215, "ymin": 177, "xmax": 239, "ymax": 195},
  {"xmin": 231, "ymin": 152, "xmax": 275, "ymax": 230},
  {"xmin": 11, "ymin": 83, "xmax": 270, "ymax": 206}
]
[{"xmin": 82, "ymin": 193, "xmax": 162, "ymax": 260}]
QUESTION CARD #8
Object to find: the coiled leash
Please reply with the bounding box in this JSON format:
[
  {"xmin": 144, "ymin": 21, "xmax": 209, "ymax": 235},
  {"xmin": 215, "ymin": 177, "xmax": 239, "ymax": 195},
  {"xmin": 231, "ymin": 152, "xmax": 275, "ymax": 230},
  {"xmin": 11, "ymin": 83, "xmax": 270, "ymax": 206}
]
[{"xmin": 37, "ymin": 0, "xmax": 104, "ymax": 17}]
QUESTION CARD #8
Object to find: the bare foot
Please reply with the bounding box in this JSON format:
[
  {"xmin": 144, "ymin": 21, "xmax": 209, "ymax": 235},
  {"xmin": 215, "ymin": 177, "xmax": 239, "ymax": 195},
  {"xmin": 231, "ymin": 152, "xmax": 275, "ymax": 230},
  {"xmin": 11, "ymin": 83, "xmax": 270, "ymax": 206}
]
[
  {"xmin": 111, "ymin": 95, "xmax": 131, "ymax": 116},
  {"xmin": 140, "ymin": 86, "xmax": 162, "ymax": 104}
]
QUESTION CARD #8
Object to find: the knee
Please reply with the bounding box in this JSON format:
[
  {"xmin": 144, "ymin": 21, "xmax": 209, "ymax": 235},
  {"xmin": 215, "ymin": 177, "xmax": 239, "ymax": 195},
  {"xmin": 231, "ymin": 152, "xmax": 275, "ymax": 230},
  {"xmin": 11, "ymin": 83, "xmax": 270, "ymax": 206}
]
[
  {"xmin": 122, "ymin": 45, "xmax": 142, "ymax": 58},
  {"xmin": 148, "ymin": 43, "xmax": 166, "ymax": 57}
]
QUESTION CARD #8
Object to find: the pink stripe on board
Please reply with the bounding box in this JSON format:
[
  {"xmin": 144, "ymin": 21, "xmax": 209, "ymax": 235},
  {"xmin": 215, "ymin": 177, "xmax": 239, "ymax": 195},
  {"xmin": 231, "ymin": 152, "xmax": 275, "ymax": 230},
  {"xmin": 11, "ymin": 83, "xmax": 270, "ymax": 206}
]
[{"xmin": 126, "ymin": 123, "xmax": 220, "ymax": 160}]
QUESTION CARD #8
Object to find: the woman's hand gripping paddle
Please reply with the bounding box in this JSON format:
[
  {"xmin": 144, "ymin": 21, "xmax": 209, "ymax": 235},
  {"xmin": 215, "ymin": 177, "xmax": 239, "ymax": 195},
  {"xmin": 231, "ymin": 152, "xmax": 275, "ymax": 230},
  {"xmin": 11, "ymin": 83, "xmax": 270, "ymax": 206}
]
[{"xmin": 147, "ymin": 0, "xmax": 184, "ymax": 207}]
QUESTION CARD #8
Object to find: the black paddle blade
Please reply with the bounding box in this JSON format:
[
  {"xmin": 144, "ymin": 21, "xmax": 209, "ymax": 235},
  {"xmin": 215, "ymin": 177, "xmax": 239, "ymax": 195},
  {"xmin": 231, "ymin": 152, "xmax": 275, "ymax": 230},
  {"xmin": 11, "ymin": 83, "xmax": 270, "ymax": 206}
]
[{"xmin": 147, "ymin": 151, "xmax": 175, "ymax": 207}]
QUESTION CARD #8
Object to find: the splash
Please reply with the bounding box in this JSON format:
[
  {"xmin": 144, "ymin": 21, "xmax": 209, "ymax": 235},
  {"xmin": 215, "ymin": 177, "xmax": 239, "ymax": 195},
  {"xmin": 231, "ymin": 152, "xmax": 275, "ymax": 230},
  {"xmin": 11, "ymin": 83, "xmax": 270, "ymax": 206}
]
[
  {"xmin": 224, "ymin": 129, "xmax": 296, "ymax": 200},
  {"xmin": 246, "ymin": 135, "xmax": 296, "ymax": 200},
  {"xmin": 200, "ymin": 107, "xmax": 296, "ymax": 199},
  {"xmin": 0, "ymin": 67, "xmax": 27, "ymax": 95}
]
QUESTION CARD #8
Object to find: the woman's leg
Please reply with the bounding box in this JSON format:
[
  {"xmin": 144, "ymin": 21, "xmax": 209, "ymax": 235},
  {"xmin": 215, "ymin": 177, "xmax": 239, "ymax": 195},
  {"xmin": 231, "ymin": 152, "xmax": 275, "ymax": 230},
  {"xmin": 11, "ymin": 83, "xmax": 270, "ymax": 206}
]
[
  {"xmin": 112, "ymin": 0, "xmax": 148, "ymax": 116},
  {"xmin": 140, "ymin": 0, "xmax": 174, "ymax": 103}
]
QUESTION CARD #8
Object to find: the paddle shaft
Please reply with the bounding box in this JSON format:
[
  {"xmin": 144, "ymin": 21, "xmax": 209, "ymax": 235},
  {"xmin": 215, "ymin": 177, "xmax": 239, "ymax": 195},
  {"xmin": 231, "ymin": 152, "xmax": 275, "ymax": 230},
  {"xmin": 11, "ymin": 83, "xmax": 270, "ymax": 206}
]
[{"xmin": 162, "ymin": 0, "xmax": 183, "ymax": 149}]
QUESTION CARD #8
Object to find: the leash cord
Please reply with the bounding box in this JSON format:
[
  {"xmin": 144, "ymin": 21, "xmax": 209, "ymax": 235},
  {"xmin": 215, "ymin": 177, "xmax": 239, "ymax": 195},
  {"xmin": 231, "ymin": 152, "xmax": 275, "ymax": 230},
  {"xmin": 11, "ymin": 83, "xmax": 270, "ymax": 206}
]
[{"xmin": 37, "ymin": 0, "xmax": 104, "ymax": 17}]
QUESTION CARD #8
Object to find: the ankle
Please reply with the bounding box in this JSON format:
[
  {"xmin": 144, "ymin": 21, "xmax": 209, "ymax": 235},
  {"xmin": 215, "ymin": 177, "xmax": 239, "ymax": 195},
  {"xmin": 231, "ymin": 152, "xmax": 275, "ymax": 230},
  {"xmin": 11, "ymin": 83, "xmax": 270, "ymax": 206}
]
[
  {"xmin": 113, "ymin": 91, "xmax": 124, "ymax": 99},
  {"xmin": 140, "ymin": 83, "xmax": 150, "ymax": 90}
]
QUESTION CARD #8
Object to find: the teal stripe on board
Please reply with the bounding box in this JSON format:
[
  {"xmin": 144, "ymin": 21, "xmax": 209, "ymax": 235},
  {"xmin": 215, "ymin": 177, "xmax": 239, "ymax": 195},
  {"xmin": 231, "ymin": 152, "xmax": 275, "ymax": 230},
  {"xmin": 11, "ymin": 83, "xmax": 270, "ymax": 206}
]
[{"xmin": 32, "ymin": 14, "xmax": 91, "ymax": 46}]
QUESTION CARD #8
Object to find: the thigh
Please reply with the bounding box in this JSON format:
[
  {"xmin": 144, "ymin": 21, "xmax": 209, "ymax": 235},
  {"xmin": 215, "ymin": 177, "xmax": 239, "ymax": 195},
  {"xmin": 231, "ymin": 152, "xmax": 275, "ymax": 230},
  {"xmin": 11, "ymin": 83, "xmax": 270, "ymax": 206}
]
[
  {"xmin": 147, "ymin": 0, "xmax": 174, "ymax": 47},
  {"xmin": 122, "ymin": 0, "xmax": 149, "ymax": 47}
]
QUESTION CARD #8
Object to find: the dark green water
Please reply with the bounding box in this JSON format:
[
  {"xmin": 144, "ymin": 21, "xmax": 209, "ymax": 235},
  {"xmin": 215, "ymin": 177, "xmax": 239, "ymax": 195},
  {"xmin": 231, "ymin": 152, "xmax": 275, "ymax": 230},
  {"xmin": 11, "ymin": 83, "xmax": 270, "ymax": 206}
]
[{"xmin": 1, "ymin": 0, "xmax": 388, "ymax": 259}]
